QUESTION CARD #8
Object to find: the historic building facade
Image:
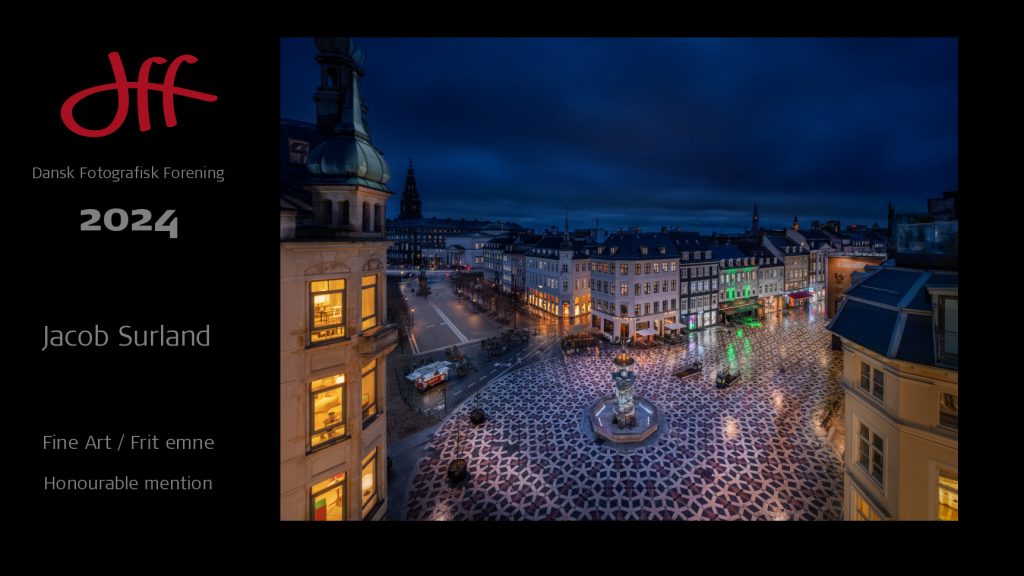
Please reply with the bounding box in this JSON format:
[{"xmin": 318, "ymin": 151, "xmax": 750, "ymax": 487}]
[
  {"xmin": 711, "ymin": 245, "xmax": 760, "ymax": 321},
  {"xmin": 668, "ymin": 231, "xmax": 718, "ymax": 329},
  {"xmin": 787, "ymin": 227, "xmax": 834, "ymax": 300},
  {"xmin": 763, "ymin": 234, "xmax": 811, "ymax": 305},
  {"xmin": 829, "ymin": 266, "xmax": 958, "ymax": 520},
  {"xmin": 590, "ymin": 230, "xmax": 680, "ymax": 340},
  {"xmin": 280, "ymin": 38, "xmax": 397, "ymax": 521},
  {"xmin": 524, "ymin": 235, "xmax": 592, "ymax": 319}
]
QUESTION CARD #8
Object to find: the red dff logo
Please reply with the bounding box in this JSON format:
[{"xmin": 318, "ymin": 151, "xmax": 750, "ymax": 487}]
[{"xmin": 61, "ymin": 52, "xmax": 218, "ymax": 138}]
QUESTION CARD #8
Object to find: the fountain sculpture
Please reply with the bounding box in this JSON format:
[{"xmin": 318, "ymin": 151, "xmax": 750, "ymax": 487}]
[{"xmin": 590, "ymin": 347, "xmax": 659, "ymax": 444}]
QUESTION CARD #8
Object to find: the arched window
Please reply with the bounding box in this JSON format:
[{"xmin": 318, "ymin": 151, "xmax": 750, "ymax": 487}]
[
  {"xmin": 374, "ymin": 204, "xmax": 383, "ymax": 232},
  {"xmin": 320, "ymin": 199, "xmax": 333, "ymax": 225},
  {"xmin": 362, "ymin": 202, "xmax": 371, "ymax": 232},
  {"xmin": 339, "ymin": 200, "xmax": 350, "ymax": 225}
]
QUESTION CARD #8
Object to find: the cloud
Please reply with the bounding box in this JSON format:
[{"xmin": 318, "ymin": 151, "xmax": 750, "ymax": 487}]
[{"xmin": 282, "ymin": 37, "xmax": 957, "ymax": 232}]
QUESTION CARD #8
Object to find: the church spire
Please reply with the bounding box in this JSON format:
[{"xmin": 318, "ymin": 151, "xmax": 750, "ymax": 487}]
[
  {"xmin": 399, "ymin": 159, "xmax": 422, "ymax": 219},
  {"xmin": 560, "ymin": 208, "xmax": 573, "ymax": 250},
  {"xmin": 306, "ymin": 38, "xmax": 391, "ymax": 191}
]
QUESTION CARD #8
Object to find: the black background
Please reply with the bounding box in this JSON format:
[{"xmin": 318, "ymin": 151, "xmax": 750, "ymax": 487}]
[
  {"xmin": 11, "ymin": 24, "xmax": 962, "ymax": 546},
  {"xmin": 16, "ymin": 35, "xmax": 280, "ymax": 524}
]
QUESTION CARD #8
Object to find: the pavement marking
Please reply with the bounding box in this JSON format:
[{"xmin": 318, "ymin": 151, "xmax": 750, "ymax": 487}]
[
  {"xmin": 408, "ymin": 328, "xmax": 420, "ymax": 355},
  {"xmin": 415, "ymin": 337, "xmax": 486, "ymax": 357},
  {"xmin": 428, "ymin": 300, "xmax": 470, "ymax": 343}
]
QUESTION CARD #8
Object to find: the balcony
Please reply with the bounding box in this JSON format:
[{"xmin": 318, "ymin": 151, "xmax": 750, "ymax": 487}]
[{"xmin": 358, "ymin": 323, "xmax": 399, "ymax": 357}]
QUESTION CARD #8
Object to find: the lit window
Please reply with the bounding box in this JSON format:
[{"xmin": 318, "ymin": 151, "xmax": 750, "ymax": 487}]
[
  {"xmin": 310, "ymin": 473, "xmax": 345, "ymax": 521},
  {"xmin": 635, "ymin": 264, "xmax": 641, "ymax": 275},
  {"xmin": 310, "ymin": 374, "xmax": 346, "ymax": 449},
  {"xmin": 634, "ymin": 304, "xmax": 640, "ymax": 316},
  {"xmin": 620, "ymin": 283, "xmax": 627, "ymax": 296},
  {"xmin": 310, "ymin": 279, "xmax": 346, "ymax": 344},
  {"xmin": 644, "ymin": 303, "xmax": 650, "ymax": 315},
  {"xmin": 361, "ymin": 274, "xmax": 378, "ymax": 331},
  {"xmin": 361, "ymin": 448, "xmax": 380, "ymax": 515},
  {"xmin": 640, "ymin": 246, "xmax": 648, "ymax": 255},
  {"xmin": 857, "ymin": 422, "xmax": 884, "ymax": 486},
  {"xmin": 621, "ymin": 264, "xmax": 628, "ymax": 275},
  {"xmin": 852, "ymin": 489, "xmax": 881, "ymax": 521},
  {"xmin": 653, "ymin": 262, "xmax": 661, "ymax": 274},
  {"xmin": 940, "ymin": 393, "xmax": 959, "ymax": 431},
  {"xmin": 937, "ymin": 469, "xmax": 958, "ymax": 521},
  {"xmin": 361, "ymin": 359, "xmax": 378, "ymax": 420}
]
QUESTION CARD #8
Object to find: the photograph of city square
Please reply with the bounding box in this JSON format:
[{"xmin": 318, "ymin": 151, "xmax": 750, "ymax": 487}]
[{"xmin": 279, "ymin": 37, "xmax": 958, "ymax": 521}]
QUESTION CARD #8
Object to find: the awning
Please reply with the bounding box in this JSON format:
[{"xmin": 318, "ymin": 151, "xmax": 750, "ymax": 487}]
[
  {"xmin": 788, "ymin": 291, "xmax": 813, "ymax": 299},
  {"xmin": 723, "ymin": 303, "xmax": 761, "ymax": 315},
  {"xmin": 636, "ymin": 328, "xmax": 658, "ymax": 337},
  {"xmin": 665, "ymin": 322, "xmax": 686, "ymax": 330}
]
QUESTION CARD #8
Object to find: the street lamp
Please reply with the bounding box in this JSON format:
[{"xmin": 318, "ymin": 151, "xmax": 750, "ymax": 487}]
[{"xmin": 410, "ymin": 307, "xmax": 415, "ymax": 326}]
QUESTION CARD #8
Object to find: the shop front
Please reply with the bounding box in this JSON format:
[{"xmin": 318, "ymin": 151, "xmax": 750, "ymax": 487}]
[
  {"xmin": 787, "ymin": 290, "xmax": 813, "ymax": 308},
  {"xmin": 720, "ymin": 298, "xmax": 761, "ymax": 323}
]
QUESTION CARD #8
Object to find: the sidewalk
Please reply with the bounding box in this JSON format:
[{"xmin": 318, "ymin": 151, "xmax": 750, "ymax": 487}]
[
  {"xmin": 384, "ymin": 331, "xmax": 560, "ymax": 520},
  {"xmin": 385, "ymin": 422, "xmax": 442, "ymax": 520}
]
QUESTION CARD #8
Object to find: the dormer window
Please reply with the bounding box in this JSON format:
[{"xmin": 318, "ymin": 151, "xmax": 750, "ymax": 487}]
[
  {"xmin": 705, "ymin": 250, "xmax": 711, "ymax": 259},
  {"xmin": 289, "ymin": 138, "xmax": 310, "ymax": 164},
  {"xmin": 640, "ymin": 246, "xmax": 649, "ymax": 255},
  {"xmin": 610, "ymin": 247, "xmax": 619, "ymax": 256},
  {"xmin": 597, "ymin": 247, "xmax": 605, "ymax": 255},
  {"xmin": 657, "ymin": 246, "xmax": 666, "ymax": 254},
  {"xmin": 937, "ymin": 295, "xmax": 958, "ymax": 367}
]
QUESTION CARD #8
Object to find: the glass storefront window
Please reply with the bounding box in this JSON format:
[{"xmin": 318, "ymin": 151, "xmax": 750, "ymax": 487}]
[
  {"xmin": 311, "ymin": 473, "xmax": 345, "ymax": 521},
  {"xmin": 310, "ymin": 279, "xmax": 345, "ymax": 344},
  {"xmin": 310, "ymin": 374, "xmax": 346, "ymax": 448}
]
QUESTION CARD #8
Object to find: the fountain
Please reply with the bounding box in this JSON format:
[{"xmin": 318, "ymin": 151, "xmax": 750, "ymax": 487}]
[{"xmin": 590, "ymin": 347, "xmax": 660, "ymax": 444}]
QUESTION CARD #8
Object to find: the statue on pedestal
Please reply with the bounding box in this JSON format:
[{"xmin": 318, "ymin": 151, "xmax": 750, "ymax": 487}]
[{"xmin": 612, "ymin": 367, "xmax": 636, "ymax": 428}]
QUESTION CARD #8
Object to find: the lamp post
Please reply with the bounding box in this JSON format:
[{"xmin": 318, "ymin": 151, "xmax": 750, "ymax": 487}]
[{"xmin": 410, "ymin": 307, "xmax": 415, "ymax": 327}]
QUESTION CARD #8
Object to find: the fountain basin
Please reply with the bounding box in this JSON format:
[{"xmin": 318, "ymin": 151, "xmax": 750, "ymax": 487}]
[{"xmin": 590, "ymin": 395, "xmax": 659, "ymax": 443}]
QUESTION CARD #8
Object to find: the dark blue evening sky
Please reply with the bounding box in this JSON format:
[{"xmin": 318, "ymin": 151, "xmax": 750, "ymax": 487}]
[{"xmin": 281, "ymin": 38, "xmax": 957, "ymax": 233}]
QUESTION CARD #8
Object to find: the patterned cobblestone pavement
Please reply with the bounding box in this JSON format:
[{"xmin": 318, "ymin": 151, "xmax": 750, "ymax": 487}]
[{"xmin": 406, "ymin": 305, "xmax": 843, "ymax": 520}]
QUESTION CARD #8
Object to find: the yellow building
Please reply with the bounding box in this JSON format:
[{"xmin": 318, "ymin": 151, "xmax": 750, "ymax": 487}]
[
  {"xmin": 280, "ymin": 38, "xmax": 398, "ymax": 521},
  {"xmin": 829, "ymin": 265, "xmax": 957, "ymax": 520}
]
